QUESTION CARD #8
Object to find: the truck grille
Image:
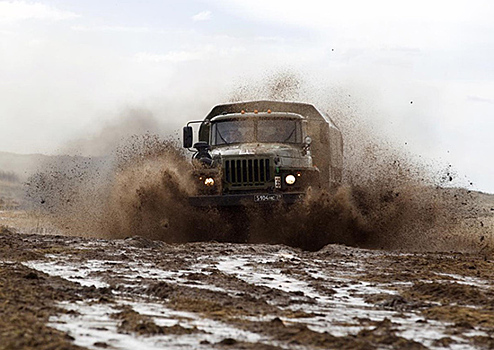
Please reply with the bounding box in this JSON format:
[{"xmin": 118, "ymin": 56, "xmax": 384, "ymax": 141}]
[{"xmin": 224, "ymin": 158, "xmax": 271, "ymax": 187}]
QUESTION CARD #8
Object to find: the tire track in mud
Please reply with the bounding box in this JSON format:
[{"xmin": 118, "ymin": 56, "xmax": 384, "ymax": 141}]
[{"xmin": 3, "ymin": 230, "xmax": 494, "ymax": 349}]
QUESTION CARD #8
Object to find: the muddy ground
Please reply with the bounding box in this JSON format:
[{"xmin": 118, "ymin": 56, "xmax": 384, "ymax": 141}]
[{"xmin": 1, "ymin": 209, "xmax": 494, "ymax": 350}]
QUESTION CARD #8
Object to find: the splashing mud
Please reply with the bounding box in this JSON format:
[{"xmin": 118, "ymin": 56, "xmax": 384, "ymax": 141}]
[
  {"xmin": 27, "ymin": 134, "xmax": 232, "ymax": 243},
  {"xmin": 25, "ymin": 72, "xmax": 493, "ymax": 255}
]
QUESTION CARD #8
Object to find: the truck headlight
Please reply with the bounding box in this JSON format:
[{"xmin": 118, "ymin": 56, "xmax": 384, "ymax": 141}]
[
  {"xmin": 285, "ymin": 174, "xmax": 296, "ymax": 185},
  {"xmin": 204, "ymin": 177, "xmax": 215, "ymax": 186}
]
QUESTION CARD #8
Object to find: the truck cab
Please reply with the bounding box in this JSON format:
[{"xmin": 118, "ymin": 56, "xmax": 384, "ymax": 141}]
[{"xmin": 183, "ymin": 101, "xmax": 342, "ymax": 206}]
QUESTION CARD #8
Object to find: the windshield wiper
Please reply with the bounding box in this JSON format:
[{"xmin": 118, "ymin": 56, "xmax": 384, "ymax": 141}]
[
  {"xmin": 282, "ymin": 126, "xmax": 296, "ymax": 143},
  {"xmin": 217, "ymin": 130, "xmax": 229, "ymax": 145}
]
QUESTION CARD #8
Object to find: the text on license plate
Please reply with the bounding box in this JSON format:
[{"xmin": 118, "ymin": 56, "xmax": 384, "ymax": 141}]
[{"xmin": 254, "ymin": 194, "xmax": 281, "ymax": 202}]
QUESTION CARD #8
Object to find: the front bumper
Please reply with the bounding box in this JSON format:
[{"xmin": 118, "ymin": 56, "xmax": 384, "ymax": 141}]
[{"xmin": 189, "ymin": 192, "xmax": 305, "ymax": 207}]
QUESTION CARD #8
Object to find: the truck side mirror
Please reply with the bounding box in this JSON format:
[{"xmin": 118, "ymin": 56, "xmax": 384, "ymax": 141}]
[
  {"xmin": 183, "ymin": 126, "xmax": 193, "ymax": 148},
  {"xmin": 302, "ymin": 136, "xmax": 312, "ymax": 156}
]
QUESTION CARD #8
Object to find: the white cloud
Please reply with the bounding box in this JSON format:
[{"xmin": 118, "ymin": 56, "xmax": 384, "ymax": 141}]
[
  {"xmin": 219, "ymin": 0, "xmax": 489, "ymax": 27},
  {"xmin": 0, "ymin": 29, "xmax": 14, "ymax": 35},
  {"xmin": 216, "ymin": 0, "xmax": 493, "ymax": 50},
  {"xmin": 134, "ymin": 45, "xmax": 246, "ymax": 63},
  {"xmin": 192, "ymin": 10, "xmax": 212, "ymax": 22},
  {"xmin": 254, "ymin": 36, "xmax": 286, "ymax": 43},
  {"xmin": 72, "ymin": 25, "xmax": 152, "ymax": 33},
  {"xmin": 0, "ymin": 1, "xmax": 79, "ymax": 22},
  {"xmin": 467, "ymin": 95, "xmax": 494, "ymax": 104},
  {"xmin": 71, "ymin": 25, "xmax": 168, "ymax": 34},
  {"xmin": 135, "ymin": 51, "xmax": 206, "ymax": 63}
]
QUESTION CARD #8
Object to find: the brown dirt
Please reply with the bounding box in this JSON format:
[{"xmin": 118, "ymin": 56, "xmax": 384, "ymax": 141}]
[
  {"xmin": 1, "ymin": 225, "xmax": 494, "ymax": 349},
  {"xmin": 0, "ymin": 245, "xmax": 105, "ymax": 350},
  {"xmin": 112, "ymin": 305, "xmax": 202, "ymax": 336}
]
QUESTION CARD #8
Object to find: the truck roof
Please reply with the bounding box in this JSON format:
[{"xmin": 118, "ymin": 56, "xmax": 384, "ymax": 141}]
[
  {"xmin": 203, "ymin": 100, "xmax": 338, "ymax": 128},
  {"xmin": 210, "ymin": 111, "xmax": 305, "ymax": 122}
]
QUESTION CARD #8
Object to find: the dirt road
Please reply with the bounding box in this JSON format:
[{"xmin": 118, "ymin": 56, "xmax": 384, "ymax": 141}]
[{"xmin": 1, "ymin": 224, "xmax": 493, "ymax": 350}]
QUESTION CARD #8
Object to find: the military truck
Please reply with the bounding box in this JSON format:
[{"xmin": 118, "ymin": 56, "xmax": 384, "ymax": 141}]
[{"xmin": 183, "ymin": 101, "xmax": 343, "ymax": 206}]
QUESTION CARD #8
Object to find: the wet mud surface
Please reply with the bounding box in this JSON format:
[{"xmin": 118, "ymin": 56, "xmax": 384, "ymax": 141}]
[{"xmin": 1, "ymin": 225, "xmax": 494, "ymax": 350}]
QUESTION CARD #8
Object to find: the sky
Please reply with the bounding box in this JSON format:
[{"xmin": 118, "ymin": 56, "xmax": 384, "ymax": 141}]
[{"xmin": 0, "ymin": 0, "xmax": 493, "ymax": 192}]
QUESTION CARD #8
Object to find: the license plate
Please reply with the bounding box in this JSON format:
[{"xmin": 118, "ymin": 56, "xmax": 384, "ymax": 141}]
[{"xmin": 254, "ymin": 194, "xmax": 281, "ymax": 202}]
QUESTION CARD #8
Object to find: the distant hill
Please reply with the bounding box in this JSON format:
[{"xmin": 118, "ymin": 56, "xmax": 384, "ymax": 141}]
[
  {"xmin": 0, "ymin": 151, "xmax": 98, "ymax": 208},
  {"xmin": 0, "ymin": 151, "xmax": 96, "ymax": 181},
  {"xmin": 0, "ymin": 152, "xmax": 53, "ymax": 207},
  {"xmin": 0, "ymin": 151, "xmax": 53, "ymax": 181}
]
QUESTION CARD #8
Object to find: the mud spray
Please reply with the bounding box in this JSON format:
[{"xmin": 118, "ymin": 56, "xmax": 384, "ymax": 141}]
[{"xmin": 25, "ymin": 72, "xmax": 493, "ymax": 254}]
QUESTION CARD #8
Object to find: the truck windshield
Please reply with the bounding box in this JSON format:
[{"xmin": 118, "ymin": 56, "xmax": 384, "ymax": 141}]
[
  {"xmin": 212, "ymin": 119, "xmax": 302, "ymax": 145},
  {"xmin": 257, "ymin": 119, "xmax": 302, "ymax": 143},
  {"xmin": 213, "ymin": 120, "xmax": 255, "ymax": 145}
]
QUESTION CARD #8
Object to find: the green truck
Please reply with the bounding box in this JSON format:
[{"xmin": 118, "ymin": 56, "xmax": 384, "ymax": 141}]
[{"xmin": 183, "ymin": 101, "xmax": 343, "ymax": 206}]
